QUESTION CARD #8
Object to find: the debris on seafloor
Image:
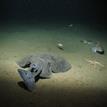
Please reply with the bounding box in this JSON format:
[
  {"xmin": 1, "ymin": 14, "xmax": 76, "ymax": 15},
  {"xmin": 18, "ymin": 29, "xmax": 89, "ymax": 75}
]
[
  {"xmin": 67, "ymin": 24, "xmax": 73, "ymax": 27},
  {"xmin": 17, "ymin": 53, "xmax": 71, "ymax": 91},
  {"xmin": 64, "ymin": 24, "xmax": 73, "ymax": 29}
]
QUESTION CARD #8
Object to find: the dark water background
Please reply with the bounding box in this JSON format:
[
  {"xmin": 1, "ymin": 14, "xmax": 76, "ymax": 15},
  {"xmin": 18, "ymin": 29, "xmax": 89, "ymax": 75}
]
[{"xmin": 0, "ymin": 0, "xmax": 106, "ymax": 24}]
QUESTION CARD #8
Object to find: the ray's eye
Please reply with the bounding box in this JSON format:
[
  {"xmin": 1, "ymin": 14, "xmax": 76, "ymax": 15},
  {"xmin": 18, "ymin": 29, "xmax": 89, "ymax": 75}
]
[{"xmin": 31, "ymin": 64, "xmax": 37, "ymax": 68}]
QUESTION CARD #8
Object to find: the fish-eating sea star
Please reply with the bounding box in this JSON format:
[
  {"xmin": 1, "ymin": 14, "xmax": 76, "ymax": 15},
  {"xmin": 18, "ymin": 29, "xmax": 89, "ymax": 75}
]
[{"xmin": 85, "ymin": 58, "xmax": 104, "ymax": 67}]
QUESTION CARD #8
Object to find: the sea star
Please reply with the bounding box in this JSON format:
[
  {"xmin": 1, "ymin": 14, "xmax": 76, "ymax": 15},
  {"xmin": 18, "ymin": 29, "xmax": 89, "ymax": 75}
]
[{"xmin": 85, "ymin": 58, "xmax": 104, "ymax": 67}]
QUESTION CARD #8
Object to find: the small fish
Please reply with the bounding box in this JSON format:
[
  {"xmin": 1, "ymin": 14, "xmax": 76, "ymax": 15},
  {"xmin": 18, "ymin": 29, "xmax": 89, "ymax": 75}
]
[{"xmin": 80, "ymin": 40, "xmax": 94, "ymax": 45}]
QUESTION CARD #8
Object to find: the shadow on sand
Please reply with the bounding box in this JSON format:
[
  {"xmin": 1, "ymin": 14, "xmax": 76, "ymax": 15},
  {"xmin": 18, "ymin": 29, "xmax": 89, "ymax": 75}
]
[{"xmin": 0, "ymin": 79, "xmax": 107, "ymax": 107}]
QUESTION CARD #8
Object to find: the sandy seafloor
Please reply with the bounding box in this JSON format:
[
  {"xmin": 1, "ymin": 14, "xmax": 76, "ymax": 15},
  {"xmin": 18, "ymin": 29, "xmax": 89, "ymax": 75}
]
[{"xmin": 0, "ymin": 22, "xmax": 107, "ymax": 107}]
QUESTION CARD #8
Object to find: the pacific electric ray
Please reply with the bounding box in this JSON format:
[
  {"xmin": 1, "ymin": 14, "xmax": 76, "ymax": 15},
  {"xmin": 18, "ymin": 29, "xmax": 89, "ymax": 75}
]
[{"xmin": 17, "ymin": 53, "xmax": 71, "ymax": 91}]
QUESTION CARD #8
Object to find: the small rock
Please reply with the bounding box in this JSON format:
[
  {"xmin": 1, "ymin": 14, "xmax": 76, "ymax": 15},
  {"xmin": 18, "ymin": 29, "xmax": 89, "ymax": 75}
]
[{"xmin": 57, "ymin": 43, "xmax": 64, "ymax": 50}]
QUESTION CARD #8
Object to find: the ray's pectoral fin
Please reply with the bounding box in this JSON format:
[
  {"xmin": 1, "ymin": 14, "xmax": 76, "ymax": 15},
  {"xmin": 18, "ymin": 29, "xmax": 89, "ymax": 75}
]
[{"xmin": 18, "ymin": 69, "xmax": 35, "ymax": 91}]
